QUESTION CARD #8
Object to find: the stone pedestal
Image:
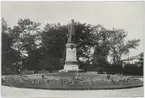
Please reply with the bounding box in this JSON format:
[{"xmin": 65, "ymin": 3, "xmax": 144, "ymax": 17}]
[{"xmin": 59, "ymin": 43, "xmax": 79, "ymax": 72}]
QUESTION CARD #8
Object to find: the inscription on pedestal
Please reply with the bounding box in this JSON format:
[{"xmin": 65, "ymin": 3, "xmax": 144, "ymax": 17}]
[{"xmin": 66, "ymin": 48, "xmax": 77, "ymax": 61}]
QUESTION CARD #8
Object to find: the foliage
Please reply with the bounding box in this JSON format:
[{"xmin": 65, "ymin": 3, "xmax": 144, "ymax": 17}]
[
  {"xmin": 11, "ymin": 19, "xmax": 42, "ymax": 70},
  {"xmin": 91, "ymin": 25, "xmax": 111, "ymax": 67},
  {"xmin": 2, "ymin": 18, "xmax": 20, "ymax": 74},
  {"xmin": 11, "ymin": 19, "xmax": 41, "ymax": 55},
  {"xmin": 108, "ymin": 28, "xmax": 140, "ymax": 64},
  {"xmin": 41, "ymin": 22, "xmax": 94, "ymax": 69},
  {"xmin": 2, "ymin": 73, "xmax": 143, "ymax": 90},
  {"xmin": 2, "ymin": 18, "xmax": 142, "ymax": 73}
]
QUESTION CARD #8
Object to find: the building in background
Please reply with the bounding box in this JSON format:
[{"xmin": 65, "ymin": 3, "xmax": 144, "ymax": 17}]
[{"xmin": 121, "ymin": 52, "xmax": 143, "ymax": 67}]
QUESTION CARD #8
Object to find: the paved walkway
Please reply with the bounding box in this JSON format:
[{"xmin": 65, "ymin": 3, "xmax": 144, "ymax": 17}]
[{"xmin": 1, "ymin": 85, "xmax": 143, "ymax": 98}]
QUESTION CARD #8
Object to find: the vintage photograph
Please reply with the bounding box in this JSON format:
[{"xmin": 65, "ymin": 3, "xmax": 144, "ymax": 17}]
[{"xmin": 1, "ymin": 1, "xmax": 144, "ymax": 98}]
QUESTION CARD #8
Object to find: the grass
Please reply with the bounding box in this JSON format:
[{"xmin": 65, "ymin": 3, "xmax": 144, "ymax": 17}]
[{"xmin": 2, "ymin": 72, "xmax": 143, "ymax": 90}]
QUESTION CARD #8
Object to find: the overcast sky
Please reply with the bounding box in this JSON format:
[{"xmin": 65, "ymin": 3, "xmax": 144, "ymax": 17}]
[{"xmin": 1, "ymin": 1, "xmax": 144, "ymax": 58}]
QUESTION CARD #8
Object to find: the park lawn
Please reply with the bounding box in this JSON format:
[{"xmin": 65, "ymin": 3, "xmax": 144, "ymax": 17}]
[{"xmin": 2, "ymin": 72, "xmax": 143, "ymax": 90}]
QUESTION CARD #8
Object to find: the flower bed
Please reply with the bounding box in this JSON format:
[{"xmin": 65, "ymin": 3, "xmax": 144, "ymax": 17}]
[{"xmin": 2, "ymin": 73, "xmax": 143, "ymax": 90}]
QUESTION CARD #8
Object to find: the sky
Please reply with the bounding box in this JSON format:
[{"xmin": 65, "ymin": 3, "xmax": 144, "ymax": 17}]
[{"xmin": 1, "ymin": 1, "xmax": 144, "ymax": 58}]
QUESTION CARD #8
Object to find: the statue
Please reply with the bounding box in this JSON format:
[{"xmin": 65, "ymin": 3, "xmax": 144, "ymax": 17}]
[
  {"xmin": 59, "ymin": 19, "xmax": 80, "ymax": 72},
  {"xmin": 68, "ymin": 19, "xmax": 75, "ymax": 43}
]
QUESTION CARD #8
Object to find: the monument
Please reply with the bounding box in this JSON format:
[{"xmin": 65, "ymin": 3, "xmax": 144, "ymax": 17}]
[{"xmin": 59, "ymin": 19, "xmax": 80, "ymax": 72}]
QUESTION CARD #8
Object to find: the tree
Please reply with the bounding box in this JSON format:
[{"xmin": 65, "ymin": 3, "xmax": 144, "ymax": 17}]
[
  {"xmin": 10, "ymin": 18, "xmax": 42, "ymax": 70},
  {"xmin": 2, "ymin": 18, "xmax": 20, "ymax": 74},
  {"xmin": 12, "ymin": 19, "xmax": 41, "ymax": 55},
  {"xmin": 109, "ymin": 28, "xmax": 140, "ymax": 65},
  {"xmin": 40, "ymin": 23, "xmax": 68, "ymax": 70},
  {"xmin": 40, "ymin": 22, "xmax": 94, "ymax": 70},
  {"xmin": 91, "ymin": 25, "xmax": 110, "ymax": 68},
  {"xmin": 2, "ymin": 18, "xmax": 140, "ymax": 72},
  {"xmin": 41, "ymin": 22, "xmax": 140, "ymax": 70},
  {"xmin": 75, "ymin": 22, "xmax": 94, "ymax": 68}
]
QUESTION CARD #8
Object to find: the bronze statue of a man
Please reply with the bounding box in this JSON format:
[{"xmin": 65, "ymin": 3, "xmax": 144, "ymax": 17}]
[{"xmin": 68, "ymin": 19, "xmax": 75, "ymax": 43}]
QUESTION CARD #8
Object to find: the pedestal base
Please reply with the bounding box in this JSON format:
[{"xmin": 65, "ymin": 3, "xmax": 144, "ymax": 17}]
[
  {"xmin": 59, "ymin": 63, "xmax": 83, "ymax": 72},
  {"xmin": 59, "ymin": 43, "xmax": 81, "ymax": 72},
  {"xmin": 59, "ymin": 69, "xmax": 82, "ymax": 72}
]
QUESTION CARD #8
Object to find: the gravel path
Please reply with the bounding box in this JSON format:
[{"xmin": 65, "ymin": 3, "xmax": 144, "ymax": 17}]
[{"xmin": 1, "ymin": 85, "xmax": 143, "ymax": 98}]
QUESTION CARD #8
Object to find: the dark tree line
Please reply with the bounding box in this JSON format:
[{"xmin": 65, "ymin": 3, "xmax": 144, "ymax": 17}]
[{"xmin": 2, "ymin": 18, "xmax": 141, "ymax": 74}]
